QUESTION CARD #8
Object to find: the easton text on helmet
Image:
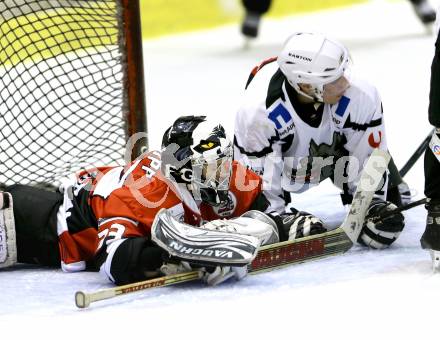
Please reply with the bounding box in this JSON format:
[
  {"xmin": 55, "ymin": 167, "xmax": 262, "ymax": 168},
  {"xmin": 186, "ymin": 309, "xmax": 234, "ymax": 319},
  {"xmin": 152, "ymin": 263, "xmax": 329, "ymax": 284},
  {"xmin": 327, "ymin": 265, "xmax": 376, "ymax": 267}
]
[{"xmin": 288, "ymin": 53, "xmax": 312, "ymax": 62}]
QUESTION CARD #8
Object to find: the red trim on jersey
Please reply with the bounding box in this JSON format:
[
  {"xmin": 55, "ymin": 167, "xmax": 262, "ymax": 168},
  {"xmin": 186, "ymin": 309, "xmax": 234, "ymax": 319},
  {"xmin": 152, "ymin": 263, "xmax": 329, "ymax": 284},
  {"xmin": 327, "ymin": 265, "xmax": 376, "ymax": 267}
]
[
  {"xmin": 252, "ymin": 56, "xmax": 277, "ymax": 75},
  {"xmin": 58, "ymin": 227, "xmax": 98, "ymax": 266},
  {"xmin": 246, "ymin": 56, "xmax": 278, "ymax": 89}
]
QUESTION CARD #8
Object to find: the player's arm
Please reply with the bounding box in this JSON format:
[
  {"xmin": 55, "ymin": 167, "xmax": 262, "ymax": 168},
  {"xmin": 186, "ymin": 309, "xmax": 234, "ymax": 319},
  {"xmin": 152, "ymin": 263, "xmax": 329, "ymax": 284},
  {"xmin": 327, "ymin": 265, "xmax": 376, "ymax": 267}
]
[
  {"xmin": 94, "ymin": 216, "xmax": 167, "ymax": 285},
  {"xmin": 340, "ymin": 89, "xmax": 405, "ymax": 248},
  {"xmin": 234, "ymin": 103, "xmax": 290, "ymax": 214},
  {"xmin": 340, "ymin": 87, "xmax": 388, "ymax": 202}
]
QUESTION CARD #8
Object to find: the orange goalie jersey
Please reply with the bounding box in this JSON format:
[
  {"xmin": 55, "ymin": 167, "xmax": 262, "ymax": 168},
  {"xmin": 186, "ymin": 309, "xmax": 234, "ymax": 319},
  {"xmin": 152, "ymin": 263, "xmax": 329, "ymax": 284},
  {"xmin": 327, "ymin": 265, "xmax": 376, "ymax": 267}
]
[{"xmin": 58, "ymin": 150, "xmax": 267, "ymax": 281}]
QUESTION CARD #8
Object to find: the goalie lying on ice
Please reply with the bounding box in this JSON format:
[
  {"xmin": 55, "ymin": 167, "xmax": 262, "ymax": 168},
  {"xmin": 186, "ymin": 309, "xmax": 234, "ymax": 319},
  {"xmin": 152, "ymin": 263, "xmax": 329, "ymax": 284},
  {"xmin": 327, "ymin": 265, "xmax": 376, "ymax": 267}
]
[
  {"xmin": 0, "ymin": 116, "xmax": 404, "ymax": 286},
  {"xmin": 0, "ymin": 116, "xmax": 283, "ymax": 286}
]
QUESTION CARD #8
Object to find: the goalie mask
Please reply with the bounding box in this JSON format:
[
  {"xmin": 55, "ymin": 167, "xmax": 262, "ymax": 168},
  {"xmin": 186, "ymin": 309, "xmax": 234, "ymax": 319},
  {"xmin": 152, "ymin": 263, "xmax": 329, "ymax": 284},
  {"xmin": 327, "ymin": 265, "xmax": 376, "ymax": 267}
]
[
  {"xmin": 161, "ymin": 115, "xmax": 233, "ymax": 206},
  {"xmin": 277, "ymin": 32, "xmax": 350, "ymax": 102}
]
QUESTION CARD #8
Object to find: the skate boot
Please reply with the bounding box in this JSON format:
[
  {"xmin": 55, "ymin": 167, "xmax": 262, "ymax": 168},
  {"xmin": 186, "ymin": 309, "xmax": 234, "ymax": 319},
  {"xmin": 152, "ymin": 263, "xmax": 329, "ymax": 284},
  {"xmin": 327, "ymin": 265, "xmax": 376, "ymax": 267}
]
[
  {"xmin": 398, "ymin": 181, "xmax": 414, "ymax": 205},
  {"xmin": 241, "ymin": 11, "xmax": 261, "ymax": 39},
  {"xmin": 420, "ymin": 199, "xmax": 440, "ymax": 272},
  {"xmin": 411, "ymin": 0, "xmax": 436, "ymax": 24}
]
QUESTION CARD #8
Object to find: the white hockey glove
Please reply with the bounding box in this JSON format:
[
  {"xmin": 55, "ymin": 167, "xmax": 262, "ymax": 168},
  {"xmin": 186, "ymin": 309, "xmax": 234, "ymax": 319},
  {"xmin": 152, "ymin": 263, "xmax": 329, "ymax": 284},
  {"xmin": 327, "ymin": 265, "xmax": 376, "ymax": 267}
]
[
  {"xmin": 152, "ymin": 208, "xmax": 260, "ymax": 266},
  {"xmin": 201, "ymin": 210, "xmax": 279, "ymax": 245},
  {"xmin": 160, "ymin": 261, "xmax": 193, "ymax": 276},
  {"xmin": 358, "ymin": 197, "xmax": 405, "ymax": 249},
  {"xmin": 202, "ymin": 265, "xmax": 248, "ymax": 286},
  {"xmin": 160, "ymin": 260, "xmax": 248, "ymax": 286}
]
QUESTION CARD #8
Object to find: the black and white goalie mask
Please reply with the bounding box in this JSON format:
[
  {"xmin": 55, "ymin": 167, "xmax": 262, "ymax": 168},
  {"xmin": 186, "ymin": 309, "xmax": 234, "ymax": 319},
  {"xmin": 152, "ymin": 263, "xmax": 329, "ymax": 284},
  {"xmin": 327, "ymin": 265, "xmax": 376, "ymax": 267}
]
[{"xmin": 162, "ymin": 116, "xmax": 233, "ymax": 206}]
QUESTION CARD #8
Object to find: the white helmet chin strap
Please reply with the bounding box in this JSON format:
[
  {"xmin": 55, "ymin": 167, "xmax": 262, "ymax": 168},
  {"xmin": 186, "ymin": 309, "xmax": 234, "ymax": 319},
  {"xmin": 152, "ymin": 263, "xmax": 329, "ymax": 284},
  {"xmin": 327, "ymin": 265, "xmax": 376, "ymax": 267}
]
[{"xmin": 290, "ymin": 80, "xmax": 324, "ymax": 102}]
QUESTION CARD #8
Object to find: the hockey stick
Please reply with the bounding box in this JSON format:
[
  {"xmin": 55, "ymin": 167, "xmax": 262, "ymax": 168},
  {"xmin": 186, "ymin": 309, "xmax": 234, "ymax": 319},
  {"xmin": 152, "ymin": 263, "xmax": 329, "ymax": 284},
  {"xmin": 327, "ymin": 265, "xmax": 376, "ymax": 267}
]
[
  {"xmin": 373, "ymin": 197, "xmax": 427, "ymax": 222},
  {"xmin": 371, "ymin": 130, "xmax": 435, "ymax": 220},
  {"xmin": 399, "ymin": 129, "xmax": 434, "ymax": 178},
  {"xmin": 75, "ymin": 229, "xmax": 353, "ymax": 309},
  {"xmin": 75, "ymin": 149, "xmax": 389, "ymax": 308},
  {"xmin": 75, "ymin": 271, "xmax": 203, "ymax": 308}
]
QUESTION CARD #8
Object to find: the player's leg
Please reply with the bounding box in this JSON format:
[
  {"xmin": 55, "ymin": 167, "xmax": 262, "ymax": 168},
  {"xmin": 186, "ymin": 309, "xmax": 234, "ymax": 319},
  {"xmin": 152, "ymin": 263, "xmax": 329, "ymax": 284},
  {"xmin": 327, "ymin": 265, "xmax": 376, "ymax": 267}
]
[
  {"xmin": 421, "ymin": 142, "xmax": 440, "ymax": 271},
  {"xmin": 421, "ymin": 30, "xmax": 440, "ymax": 270},
  {"xmin": 241, "ymin": 0, "xmax": 272, "ymax": 38},
  {"xmin": 422, "ymin": 145, "xmax": 440, "ymax": 246},
  {"xmin": 1, "ymin": 185, "xmax": 63, "ymax": 267}
]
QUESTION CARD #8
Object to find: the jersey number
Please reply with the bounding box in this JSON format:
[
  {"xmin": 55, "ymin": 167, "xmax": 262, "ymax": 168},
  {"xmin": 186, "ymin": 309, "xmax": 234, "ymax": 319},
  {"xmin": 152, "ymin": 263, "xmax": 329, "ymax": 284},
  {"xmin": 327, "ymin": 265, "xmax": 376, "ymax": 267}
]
[{"xmin": 97, "ymin": 223, "xmax": 126, "ymax": 250}]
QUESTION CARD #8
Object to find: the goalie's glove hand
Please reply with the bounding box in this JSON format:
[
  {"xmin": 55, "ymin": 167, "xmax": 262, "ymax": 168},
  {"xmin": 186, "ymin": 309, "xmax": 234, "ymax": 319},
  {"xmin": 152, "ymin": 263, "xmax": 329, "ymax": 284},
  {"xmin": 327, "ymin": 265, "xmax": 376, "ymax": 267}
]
[
  {"xmin": 160, "ymin": 260, "xmax": 193, "ymax": 276},
  {"xmin": 160, "ymin": 259, "xmax": 248, "ymax": 286},
  {"xmin": 358, "ymin": 197, "xmax": 405, "ymax": 249},
  {"xmin": 202, "ymin": 265, "xmax": 248, "ymax": 286},
  {"xmin": 280, "ymin": 208, "xmax": 327, "ymax": 241}
]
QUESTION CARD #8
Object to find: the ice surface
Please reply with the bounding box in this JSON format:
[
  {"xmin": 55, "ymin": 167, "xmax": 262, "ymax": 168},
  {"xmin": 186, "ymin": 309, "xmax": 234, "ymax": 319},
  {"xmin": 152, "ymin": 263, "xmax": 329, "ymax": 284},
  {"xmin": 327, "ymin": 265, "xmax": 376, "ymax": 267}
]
[{"xmin": 2, "ymin": 1, "xmax": 440, "ymax": 339}]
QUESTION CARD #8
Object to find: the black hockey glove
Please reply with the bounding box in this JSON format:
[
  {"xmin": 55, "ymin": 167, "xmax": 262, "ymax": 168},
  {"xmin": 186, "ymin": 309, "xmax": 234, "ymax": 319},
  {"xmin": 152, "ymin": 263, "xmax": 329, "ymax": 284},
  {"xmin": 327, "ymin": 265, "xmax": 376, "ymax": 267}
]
[
  {"xmin": 358, "ymin": 197, "xmax": 405, "ymax": 249},
  {"xmin": 270, "ymin": 208, "xmax": 327, "ymax": 241}
]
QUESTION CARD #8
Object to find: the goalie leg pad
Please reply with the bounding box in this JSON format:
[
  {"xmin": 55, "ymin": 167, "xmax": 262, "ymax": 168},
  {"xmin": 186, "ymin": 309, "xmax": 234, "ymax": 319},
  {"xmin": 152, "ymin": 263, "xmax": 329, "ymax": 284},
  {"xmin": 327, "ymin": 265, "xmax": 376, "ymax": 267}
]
[
  {"xmin": 6, "ymin": 185, "xmax": 62, "ymax": 266},
  {"xmin": 151, "ymin": 209, "xmax": 260, "ymax": 266},
  {"xmin": 0, "ymin": 192, "xmax": 17, "ymax": 268},
  {"xmin": 239, "ymin": 210, "xmax": 280, "ymax": 244},
  {"xmin": 202, "ymin": 210, "xmax": 279, "ymax": 245}
]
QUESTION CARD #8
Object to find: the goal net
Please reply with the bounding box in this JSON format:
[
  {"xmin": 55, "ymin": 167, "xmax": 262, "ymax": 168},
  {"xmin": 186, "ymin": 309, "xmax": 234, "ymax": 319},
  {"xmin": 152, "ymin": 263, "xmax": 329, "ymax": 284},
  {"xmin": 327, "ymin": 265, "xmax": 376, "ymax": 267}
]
[{"xmin": 0, "ymin": 0, "xmax": 147, "ymax": 186}]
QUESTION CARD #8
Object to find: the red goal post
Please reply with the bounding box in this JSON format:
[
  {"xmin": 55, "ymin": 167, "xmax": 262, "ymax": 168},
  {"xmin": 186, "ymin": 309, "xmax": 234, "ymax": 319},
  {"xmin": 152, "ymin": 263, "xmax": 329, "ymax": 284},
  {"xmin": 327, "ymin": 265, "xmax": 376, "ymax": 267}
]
[{"xmin": 0, "ymin": 0, "xmax": 147, "ymax": 186}]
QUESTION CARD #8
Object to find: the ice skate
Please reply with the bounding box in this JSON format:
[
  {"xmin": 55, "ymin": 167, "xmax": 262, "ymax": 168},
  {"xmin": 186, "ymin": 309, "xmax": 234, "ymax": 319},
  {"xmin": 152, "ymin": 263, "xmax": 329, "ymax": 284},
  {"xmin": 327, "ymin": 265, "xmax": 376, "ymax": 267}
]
[{"xmin": 421, "ymin": 200, "xmax": 440, "ymax": 272}]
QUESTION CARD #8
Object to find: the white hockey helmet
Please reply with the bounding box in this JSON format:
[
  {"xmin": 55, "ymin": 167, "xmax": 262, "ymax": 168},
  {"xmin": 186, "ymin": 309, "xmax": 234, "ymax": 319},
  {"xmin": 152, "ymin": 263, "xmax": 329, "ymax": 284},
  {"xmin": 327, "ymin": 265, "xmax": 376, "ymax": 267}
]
[
  {"xmin": 161, "ymin": 116, "xmax": 233, "ymax": 206},
  {"xmin": 277, "ymin": 32, "xmax": 350, "ymax": 102}
]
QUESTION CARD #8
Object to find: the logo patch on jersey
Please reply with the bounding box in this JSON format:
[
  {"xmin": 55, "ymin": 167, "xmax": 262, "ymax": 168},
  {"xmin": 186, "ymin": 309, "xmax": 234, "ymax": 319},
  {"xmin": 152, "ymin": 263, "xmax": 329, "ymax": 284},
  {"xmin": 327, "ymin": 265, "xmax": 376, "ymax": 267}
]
[
  {"xmin": 308, "ymin": 131, "xmax": 348, "ymax": 181},
  {"xmin": 368, "ymin": 131, "xmax": 382, "ymax": 148},
  {"xmin": 335, "ymin": 96, "xmax": 350, "ymax": 117},
  {"xmin": 268, "ymin": 104, "xmax": 292, "ymax": 129},
  {"xmin": 212, "ymin": 192, "xmax": 237, "ymax": 217},
  {"xmin": 432, "ymin": 144, "xmax": 440, "ymax": 156}
]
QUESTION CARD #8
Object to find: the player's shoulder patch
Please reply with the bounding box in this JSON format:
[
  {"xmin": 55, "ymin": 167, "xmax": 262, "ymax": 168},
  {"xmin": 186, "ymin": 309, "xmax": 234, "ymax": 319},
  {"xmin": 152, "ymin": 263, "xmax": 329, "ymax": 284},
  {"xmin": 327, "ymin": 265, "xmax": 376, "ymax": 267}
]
[
  {"xmin": 335, "ymin": 95, "xmax": 350, "ymax": 117},
  {"xmin": 268, "ymin": 103, "xmax": 294, "ymax": 138},
  {"xmin": 331, "ymin": 95, "xmax": 351, "ymax": 127}
]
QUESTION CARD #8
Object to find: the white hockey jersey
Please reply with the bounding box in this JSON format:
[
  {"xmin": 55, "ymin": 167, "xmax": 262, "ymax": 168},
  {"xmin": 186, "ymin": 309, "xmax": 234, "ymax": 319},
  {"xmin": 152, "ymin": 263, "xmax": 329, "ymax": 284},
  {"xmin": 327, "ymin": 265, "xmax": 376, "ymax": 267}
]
[{"xmin": 234, "ymin": 58, "xmax": 388, "ymax": 213}]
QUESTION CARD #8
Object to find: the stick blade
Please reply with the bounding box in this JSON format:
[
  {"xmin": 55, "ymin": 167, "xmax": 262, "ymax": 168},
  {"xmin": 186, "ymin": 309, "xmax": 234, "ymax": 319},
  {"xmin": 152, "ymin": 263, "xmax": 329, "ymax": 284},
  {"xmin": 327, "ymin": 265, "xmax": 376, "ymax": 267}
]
[{"xmin": 341, "ymin": 148, "xmax": 391, "ymax": 243}]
